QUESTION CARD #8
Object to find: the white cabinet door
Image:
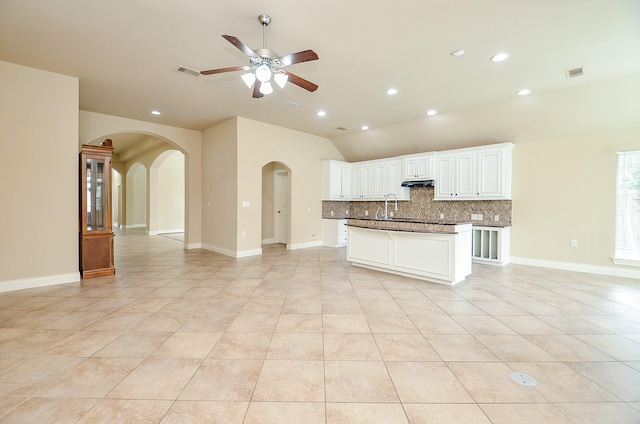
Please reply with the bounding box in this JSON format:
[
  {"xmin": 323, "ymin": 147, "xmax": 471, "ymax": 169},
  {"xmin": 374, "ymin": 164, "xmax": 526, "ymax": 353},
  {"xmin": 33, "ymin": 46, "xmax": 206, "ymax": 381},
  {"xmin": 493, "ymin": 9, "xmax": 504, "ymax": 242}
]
[
  {"xmin": 351, "ymin": 164, "xmax": 362, "ymax": 199},
  {"xmin": 387, "ymin": 159, "xmax": 410, "ymax": 200},
  {"xmin": 476, "ymin": 145, "xmax": 511, "ymax": 199},
  {"xmin": 361, "ymin": 162, "xmax": 374, "ymax": 199},
  {"xmin": 339, "ymin": 163, "xmax": 351, "ymax": 199},
  {"xmin": 455, "ymin": 151, "xmax": 476, "ymax": 199},
  {"xmin": 372, "ymin": 161, "xmax": 387, "ymax": 199},
  {"xmin": 402, "ymin": 153, "xmax": 436, "ymax": 180},
  {"xmin": 322, "ymin": 160, "xmax": 351, "ymax": 200},
  {"xmin": 351, "ymin": 162, "xmax": 374, "ymax": 200},
  {"xmin": 435, "ymin": 153, "xmax": 455, "ymax": 199}
]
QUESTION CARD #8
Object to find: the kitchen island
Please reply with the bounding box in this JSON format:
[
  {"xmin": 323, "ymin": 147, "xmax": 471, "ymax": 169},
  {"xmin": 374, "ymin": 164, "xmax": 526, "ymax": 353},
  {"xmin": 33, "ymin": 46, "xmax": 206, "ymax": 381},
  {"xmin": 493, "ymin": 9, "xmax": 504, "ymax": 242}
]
[{"xmin": 346, "ymin": 218, "xmax": 472, "ymax": 285}]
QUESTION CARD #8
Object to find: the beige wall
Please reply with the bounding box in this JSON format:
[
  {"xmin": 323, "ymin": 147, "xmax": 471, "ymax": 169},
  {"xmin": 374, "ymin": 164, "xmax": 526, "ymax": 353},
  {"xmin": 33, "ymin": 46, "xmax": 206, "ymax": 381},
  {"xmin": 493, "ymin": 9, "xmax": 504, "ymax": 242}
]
[
  {"xmin": 236, "ymin": 117, "xmax": 344, "ymax": 253},
  {"xmin": 156, "ymin": 150, "xmax": 185, "ymax": 233},
  {"xmin": 511, "ymin": 130, "xmax": 640, "ymax": 270},
  {"xmin": 201, "ymin": 118, "xmax": 238, "ymax": 255},
  {"xmin": 79, "ymin": 111, "xmax": 202, "ymax": 248},
  {"xmin": 126, "ymin": 163, "xmax": 147, "ymax": 228},
  {"xmin": 0, "ymin": 61, "xmax": 79, "ymax": 288}
]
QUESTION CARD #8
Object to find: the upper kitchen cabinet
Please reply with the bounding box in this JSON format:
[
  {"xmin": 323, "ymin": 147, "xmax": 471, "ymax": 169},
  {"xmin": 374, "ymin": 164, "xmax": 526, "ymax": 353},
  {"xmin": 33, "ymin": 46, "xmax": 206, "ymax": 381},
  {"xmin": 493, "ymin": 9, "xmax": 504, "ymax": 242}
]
[
  {"xmin": 435, "ymin": 150, "xmax": 476, "ymax": 199},
  {"xmin": 351, "ymin": 161, "xmax": 374, "ymax": 200},
  {"xmin": 401, "ymin": 152, "xmax": 436, "ymax": 181},
  {"xmin": 434, "ymin": 142, "xmax": 513, "ymax": 200},
  {"xmin": 476, "ymin": 143, "xmax": 512, "ymax": 199},
  {"xmin": 373, "ymin": 159, "xmax": 410, "ymax": 200},
  {"xmin": 322, "ymin": 160, "xmax": 352, "ymax": 200}
]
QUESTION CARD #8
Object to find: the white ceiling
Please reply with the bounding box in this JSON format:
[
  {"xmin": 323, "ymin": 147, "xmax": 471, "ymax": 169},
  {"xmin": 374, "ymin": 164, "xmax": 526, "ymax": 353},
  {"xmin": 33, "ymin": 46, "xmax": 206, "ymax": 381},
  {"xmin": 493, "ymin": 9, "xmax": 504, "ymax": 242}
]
[{"xmin": 2, "ymin": 0, "xmax": 640, "ymax": 160}]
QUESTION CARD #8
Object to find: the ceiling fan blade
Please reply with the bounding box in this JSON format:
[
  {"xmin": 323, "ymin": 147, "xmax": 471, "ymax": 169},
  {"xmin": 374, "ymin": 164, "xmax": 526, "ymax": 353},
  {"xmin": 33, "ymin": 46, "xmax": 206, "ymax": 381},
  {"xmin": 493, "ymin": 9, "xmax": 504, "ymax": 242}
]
[
  {"xmin": 222, "ymin": 34, "xmax": 258, "ymax": 57},
  {"xmin": 284, "ymin": 71, "xmax": 318, "ymax": 92},
  {"xmin": 252, "ymin": 81, "xmax": 264, "ymax": 98},
  {"xmin": 200, "ymin": 65, "xmax": 246, "ymax": 75},
  {"xmin": 278, "ymin": 49, "xmax": 319, "ymax": 66}
]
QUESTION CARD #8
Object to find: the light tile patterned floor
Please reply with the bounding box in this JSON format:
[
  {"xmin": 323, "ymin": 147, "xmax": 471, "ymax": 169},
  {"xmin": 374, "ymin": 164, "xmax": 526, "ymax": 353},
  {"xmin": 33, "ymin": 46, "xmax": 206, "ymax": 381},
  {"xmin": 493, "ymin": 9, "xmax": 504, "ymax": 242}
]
[{"xmin": 1, "ymin": 228, "xmax": 640, "ymax": 423}]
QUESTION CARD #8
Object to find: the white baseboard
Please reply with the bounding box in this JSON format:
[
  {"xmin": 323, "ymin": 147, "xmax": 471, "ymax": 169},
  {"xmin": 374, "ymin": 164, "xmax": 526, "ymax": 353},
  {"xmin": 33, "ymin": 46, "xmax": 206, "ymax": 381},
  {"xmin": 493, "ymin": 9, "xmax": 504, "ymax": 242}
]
[
  {"xmin": 261, "ymin": 238, "xmax": 276, "ymax": 245},
  {"xmin": 125, "ymin": 224, "xmax": 146, "ymax": 229},
  {"xmin": 0, "ymin": 272, "xmax": 81, "ymax": 294},
  {"xmin": 288, "ymin": 240, "xmax": 323, "ymax": 250},
  {"xmin": 185, "ymin": 242, "xmax": 202, "ymax": 250},
  {"xmin": 510, "ymin": 256, "xmax": 640, "ymax": 279},
  {"xmin": 201, "ymin": 243, "xmax": 262, "ymax": 258}
]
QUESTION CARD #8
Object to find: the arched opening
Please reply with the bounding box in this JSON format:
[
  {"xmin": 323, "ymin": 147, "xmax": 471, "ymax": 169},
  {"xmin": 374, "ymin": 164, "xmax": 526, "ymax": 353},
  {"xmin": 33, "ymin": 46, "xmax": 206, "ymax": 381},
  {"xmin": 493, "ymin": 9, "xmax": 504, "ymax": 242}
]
[
  {"xmin": 112, "ymin": 169, "xmax": 123, "ymax": 228},
  {"xmin": 149, "ymin": 150, "xmax": 185, "ymax": 238},
  {"xmin": 262, "ymin": 161, "xmax": 291, "ymax": 247},
  {"xmin": 126, "ymin": 163, "xmax": 147, "ymax": 229}
]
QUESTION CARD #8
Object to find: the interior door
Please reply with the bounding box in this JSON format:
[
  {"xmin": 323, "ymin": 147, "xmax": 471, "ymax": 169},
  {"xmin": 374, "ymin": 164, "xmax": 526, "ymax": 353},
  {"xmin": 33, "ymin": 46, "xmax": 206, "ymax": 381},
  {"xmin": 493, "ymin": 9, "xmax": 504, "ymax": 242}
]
[{"xmin": 274, "ymin": 170, "xmax": 289, "ymax": 244}]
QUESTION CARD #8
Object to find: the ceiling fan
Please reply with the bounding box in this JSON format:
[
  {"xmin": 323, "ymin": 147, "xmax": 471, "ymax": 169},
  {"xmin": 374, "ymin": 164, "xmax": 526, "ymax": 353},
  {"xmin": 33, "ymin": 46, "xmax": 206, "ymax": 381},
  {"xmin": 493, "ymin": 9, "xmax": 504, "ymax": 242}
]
[{"xmin": 200, "ymin": 14, "xmax": 319, "ymax": 98}]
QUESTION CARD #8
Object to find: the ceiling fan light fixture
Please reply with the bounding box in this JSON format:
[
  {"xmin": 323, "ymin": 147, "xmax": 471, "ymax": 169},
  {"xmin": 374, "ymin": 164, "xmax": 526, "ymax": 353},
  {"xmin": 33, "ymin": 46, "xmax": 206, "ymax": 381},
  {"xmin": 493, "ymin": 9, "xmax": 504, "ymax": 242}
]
[
  {"xmin": 241, "ymin": 72, "xmax": 256, "ymax": 88},
  {"xmin": 274, "ymin": 72, "xmax": 288, "ymax": 88},
  {"xmin": 259, "ymin": 81, "xmax": 274, "ymax": 95},
  {"xmin": 255, "ymin": 64, "xmax": 272, "ymax": 83}
]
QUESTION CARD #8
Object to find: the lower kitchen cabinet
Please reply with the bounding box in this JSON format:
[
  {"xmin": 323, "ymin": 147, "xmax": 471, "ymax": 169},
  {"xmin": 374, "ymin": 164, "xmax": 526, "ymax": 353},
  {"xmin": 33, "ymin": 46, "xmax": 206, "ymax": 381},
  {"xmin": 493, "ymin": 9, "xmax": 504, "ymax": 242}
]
[
  {"xmin": 472, "ymin": 226, "xmax": 510, "ymax": 266},
  {"xmin": 322, "ymin": 219, "xmax": 347, "ymax": 247},
  {"xmin": 346, "ymin": 225, "xmax": 472, "ymax": 285}
]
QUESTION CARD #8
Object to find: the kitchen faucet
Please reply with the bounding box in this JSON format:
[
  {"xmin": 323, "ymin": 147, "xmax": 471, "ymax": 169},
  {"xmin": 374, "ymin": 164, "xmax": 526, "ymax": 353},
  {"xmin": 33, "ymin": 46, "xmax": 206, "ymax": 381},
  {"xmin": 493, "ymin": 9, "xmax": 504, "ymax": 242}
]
[{"xmin": 384, "ymin": 193, "xmax": 398, "ymax": 220}]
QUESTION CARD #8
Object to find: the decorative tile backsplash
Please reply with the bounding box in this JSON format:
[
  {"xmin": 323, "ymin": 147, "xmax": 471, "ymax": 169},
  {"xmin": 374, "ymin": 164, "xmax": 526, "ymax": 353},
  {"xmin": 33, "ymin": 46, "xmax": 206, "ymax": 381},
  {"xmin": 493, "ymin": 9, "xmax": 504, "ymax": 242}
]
[{"xmin": 322, "ymin": 186, "xmax": 512, "ymax": 226}]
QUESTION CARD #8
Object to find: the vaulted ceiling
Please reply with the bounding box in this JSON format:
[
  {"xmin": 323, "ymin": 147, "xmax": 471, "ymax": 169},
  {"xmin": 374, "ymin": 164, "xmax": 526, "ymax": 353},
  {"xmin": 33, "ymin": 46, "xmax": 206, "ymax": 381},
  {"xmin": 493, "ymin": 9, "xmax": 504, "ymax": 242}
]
[{"xmin": 2, "ymin": 0, "xmax": 640, "ymax": 161}]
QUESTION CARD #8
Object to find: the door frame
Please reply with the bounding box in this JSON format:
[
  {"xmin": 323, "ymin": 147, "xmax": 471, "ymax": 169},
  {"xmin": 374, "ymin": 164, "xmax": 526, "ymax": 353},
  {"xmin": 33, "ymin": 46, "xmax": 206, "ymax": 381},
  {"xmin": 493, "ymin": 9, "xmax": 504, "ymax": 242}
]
[{"xmin": 273, "ymin": 169, "xmax": 290, "ymax": 245}]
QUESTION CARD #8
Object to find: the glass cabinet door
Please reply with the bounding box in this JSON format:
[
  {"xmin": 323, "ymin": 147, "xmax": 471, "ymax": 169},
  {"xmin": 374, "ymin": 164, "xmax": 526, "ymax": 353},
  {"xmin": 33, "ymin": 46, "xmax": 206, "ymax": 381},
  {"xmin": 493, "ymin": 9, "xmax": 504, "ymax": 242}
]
[{"xmin": 86, "ymin": 158, "xmax": 106, "ymax": 231}]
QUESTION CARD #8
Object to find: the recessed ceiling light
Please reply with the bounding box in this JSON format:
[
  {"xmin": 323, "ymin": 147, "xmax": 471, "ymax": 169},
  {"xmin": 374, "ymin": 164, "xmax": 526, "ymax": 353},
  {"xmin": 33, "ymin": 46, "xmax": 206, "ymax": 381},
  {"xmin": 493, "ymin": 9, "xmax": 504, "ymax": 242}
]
[
  {"xmin": 151, "ymin": 110, "xmax": 161, "ymax": 115},
  {"xmin": 317, "ymin": 110, "xmax": 326, "ymax": 117},
  {"xmin": 451, "ymin": 50, "xmax": 465, "ymax": 57},
  {"xmin": 284, "ymin": 101, "xmax": 298, "ymax": 109},
  {"xmin": 517, "ymin": 89, "xmax": 531, "ymax": 96},
  {"xmin": 386, "ymin": 88, "xmax": 398, "ymax": 95},
  {"xmin": 426, "ymin": 110, "xmax": 437, "ymax": 116},
  {"xmin": 361, "ymin": 125, "xmax": 369, "ymax": 131},
  {"xmin": 490, "ymin": 53, "xmax": 509, "ymax": 62}
]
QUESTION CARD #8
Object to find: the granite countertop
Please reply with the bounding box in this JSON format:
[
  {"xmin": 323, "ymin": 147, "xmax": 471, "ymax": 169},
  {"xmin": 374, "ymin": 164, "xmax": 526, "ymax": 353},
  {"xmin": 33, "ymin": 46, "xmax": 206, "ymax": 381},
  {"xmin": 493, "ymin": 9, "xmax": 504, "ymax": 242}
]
[{"xmin": 346, "ymin": 218, "xmax": 472, "ymax": 234}]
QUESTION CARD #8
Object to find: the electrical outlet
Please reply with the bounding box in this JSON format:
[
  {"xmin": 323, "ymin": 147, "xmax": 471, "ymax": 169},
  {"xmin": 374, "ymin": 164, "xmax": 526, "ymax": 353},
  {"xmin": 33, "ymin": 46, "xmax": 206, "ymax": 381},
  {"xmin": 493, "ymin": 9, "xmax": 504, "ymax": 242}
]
[
  {"xmin": 389, "ymin": 211, "xmax": 394, "ymax": 217},
  {"xmin": 345, "ymin": 210, "xmax": 349, "ymax": 215},
  {"xmin": 331, "ymin": 210, "xmax": 334, "ymax": 216},
  {"xmin": 242, "ymin": 201, "xmax": 250, "ymax": 208},
  {"xmin": 471, "ymin": 214, "xmax": 478, "ymax": 220},
  {"xmin": 365, "ymin": 210, "xmax": 369, "ymax": 216},
  {"xmin": 478, "ymin": 214, "xmax": 483, "ymax": 220},
  {"xmin": 494, "ymin": 214, "xmax": 500, "ymax": 221},
  {"xmin": 570, "ymin": 240, "xmax": 578, "ymax": 247},
  {"xmin": 241, "ymin": 231, "xmax": 246, "ymax": 238},
  {"xmin": 440, "ymin": 213, "xmax": 444, "ymax": 219}
]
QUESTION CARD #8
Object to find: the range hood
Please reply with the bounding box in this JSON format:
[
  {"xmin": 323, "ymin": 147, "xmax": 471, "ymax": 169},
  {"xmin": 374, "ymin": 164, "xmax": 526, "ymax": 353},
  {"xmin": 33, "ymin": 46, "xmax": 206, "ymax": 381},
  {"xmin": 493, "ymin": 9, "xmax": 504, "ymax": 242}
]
[{"xmin": 401, "ymin": 179, "xmax": 434, "ymax": 187}]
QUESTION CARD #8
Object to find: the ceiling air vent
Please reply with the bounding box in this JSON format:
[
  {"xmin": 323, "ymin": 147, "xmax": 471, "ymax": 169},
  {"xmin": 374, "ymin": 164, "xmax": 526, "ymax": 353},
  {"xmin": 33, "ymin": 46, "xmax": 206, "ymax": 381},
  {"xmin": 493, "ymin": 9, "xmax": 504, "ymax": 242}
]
[
  {"xmin": 565, "ymin": 67, "xmax": 584, "ymax": 79},
  {"xmin": 174, "ymin": 65, "xmax": 200, "ymax": 77}
]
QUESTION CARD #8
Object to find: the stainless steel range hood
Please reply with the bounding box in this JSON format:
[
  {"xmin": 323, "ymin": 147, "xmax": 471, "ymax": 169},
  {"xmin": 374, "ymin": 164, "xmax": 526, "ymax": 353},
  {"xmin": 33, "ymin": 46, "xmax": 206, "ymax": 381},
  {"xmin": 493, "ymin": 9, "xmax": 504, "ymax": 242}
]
[{"xmin": 401, "ymin": 179, "xmax": 434, "ymax": 187}]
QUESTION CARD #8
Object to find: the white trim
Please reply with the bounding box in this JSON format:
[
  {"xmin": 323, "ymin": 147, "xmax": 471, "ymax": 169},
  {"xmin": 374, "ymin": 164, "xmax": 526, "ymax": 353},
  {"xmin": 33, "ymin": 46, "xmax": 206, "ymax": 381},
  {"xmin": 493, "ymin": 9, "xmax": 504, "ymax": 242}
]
[
  {"xmin": 0, "ymin": 273, "xmax": 81, "ymax": 294},
  {"xmin": 236, "ymin": 248, "xmax": 263, "ymax": 258},
  {"xmin": 147, "ymin": 230, "xmax": 160, "ymax": 236},
  {"xmin": 288, "ymin": 240, "xmax": 323, "ymax": 250},
  {"xmin": 185, "ymin": 242, "xmax": 202, "ymax": 250},
  {"xmin": 125, "ymin": 224, "xmax": 146, "ymax": 229},
  {"xmin": 612, "ymin": 257, "xmax": 640, "ymax": 267},
  {"xmin": 510, "ymin": 256, "xmax": 640, "ymax": 279},
  {"xmin": 201, "ymin": 243, "xmax": 262, "ymax": 258},
  {"xmin": 262, "ymin": 238, "xmax": 276, "ymax": 245}
]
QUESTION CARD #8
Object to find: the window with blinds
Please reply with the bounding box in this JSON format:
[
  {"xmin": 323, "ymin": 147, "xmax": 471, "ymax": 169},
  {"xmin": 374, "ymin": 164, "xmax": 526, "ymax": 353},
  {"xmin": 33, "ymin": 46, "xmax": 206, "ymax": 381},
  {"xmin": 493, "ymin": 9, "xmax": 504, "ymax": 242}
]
[{"xmin": 615, "ymin": 150, "xmax": 640, "ymax": 265}]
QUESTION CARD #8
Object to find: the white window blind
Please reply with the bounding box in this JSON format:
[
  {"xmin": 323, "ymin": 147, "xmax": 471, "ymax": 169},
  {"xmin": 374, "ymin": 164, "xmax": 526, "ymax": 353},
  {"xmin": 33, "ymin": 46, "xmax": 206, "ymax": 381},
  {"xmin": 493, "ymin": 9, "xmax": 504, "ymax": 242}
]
[{"xmin": 615, "ymin": 150, "xmax": 640, "ymax": 263}]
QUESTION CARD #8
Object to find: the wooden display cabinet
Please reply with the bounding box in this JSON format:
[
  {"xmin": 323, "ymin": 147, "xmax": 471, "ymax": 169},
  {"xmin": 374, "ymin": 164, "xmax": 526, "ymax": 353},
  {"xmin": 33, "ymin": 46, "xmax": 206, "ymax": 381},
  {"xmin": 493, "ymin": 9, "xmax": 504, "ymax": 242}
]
[{"xmin": 79, "ymin": 143, "xmax": 115, "ymax": 278}]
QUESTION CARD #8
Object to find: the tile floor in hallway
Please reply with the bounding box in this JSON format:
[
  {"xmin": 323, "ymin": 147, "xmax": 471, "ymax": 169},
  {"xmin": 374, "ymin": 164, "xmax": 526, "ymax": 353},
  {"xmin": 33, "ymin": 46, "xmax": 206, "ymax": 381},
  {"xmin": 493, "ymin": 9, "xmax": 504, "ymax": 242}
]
[{"xmin": 1, "ymin": 229, "xmax": 640, "ymax": 423}]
